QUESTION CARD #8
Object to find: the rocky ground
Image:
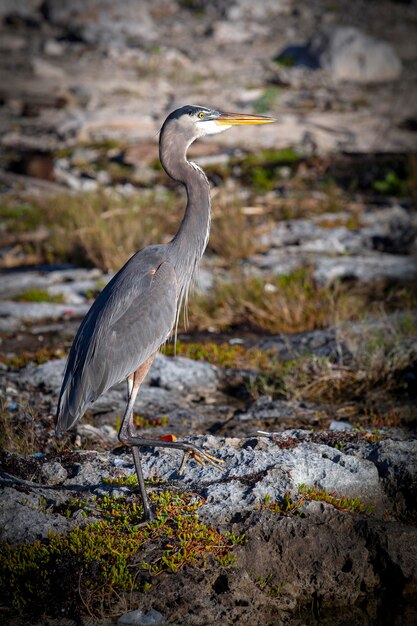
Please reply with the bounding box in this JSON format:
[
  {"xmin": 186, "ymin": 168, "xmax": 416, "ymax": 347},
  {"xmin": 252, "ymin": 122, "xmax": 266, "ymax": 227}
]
[{"xmin": 0, "ymin": 1, "xmax": 417, "ymax": 625}]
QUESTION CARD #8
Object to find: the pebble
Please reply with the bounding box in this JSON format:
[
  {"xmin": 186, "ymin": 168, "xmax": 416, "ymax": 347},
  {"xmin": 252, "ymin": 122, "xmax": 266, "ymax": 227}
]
[
  {"xmin": 40, "ymin": 462, "xmax": 68, "ymax": 486},
  {"xmin": 329, "ymin": 420, "xmax": 354, "ymax": 432},
  {"xmin": 118, "ymin": 608, "xmax": 165, "ymax": 626}
]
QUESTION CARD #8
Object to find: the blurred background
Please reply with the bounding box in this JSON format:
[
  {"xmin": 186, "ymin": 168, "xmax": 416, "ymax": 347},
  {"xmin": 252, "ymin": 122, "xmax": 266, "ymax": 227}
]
[{"xmin": 0, "ymin": 0, "xmax": 417, "ymax": 449}]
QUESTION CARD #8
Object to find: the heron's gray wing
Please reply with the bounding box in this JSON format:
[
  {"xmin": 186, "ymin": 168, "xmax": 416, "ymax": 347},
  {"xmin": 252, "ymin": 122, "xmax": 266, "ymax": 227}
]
[
  {"xmin": 90, "ymin": 260, "xmax": 177, "ymax": 397},
  {"xmin": 56, "ymin": 252, "xmax": 177, "ymax": 432}
]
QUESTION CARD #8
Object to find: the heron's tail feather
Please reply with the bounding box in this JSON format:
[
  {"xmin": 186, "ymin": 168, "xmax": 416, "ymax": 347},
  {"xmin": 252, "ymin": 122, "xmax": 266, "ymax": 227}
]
[{"xmin": 55, "ymin": 375, "xmax": 93, "ymax": 435}]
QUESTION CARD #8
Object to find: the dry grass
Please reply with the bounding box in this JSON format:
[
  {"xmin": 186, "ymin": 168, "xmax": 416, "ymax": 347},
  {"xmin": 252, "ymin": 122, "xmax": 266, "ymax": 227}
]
[
  {"xmin": 0, "ymin": 188, "xmax": 270, "ymax": 270},
  {"xmin": 208, "ymin": 193, "xmax": 264, "ymax": 263},
  {"xmin": 187, "ymin": 267, "xmax": 370, "ymax": 334},
  {"xmin": 281, "ymin": 313, "xmax": 417, "ymax": 405},
  {"xmin": 0, "ymin": 402, "xmax": 51, "ymax": 455},
  {"xmin": 0, "ymin": 190, "xmax": 182, "ymax": 271}
]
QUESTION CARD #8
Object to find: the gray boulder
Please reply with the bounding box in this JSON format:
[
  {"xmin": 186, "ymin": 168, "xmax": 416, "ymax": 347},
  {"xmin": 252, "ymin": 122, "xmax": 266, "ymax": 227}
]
[
  {"xmin": 277, "ymin": 26, "xmax": 402, "ymax": 83},
  {"xmin": 0, "ymin": 0, "xmax": 42, "ymax": 20},
  {"xmin": 310, "ymin": 26, "xmax": 402, "ymax": 83},
  {"xmin": 43, "ymin": 0, "xmax": 158, "ymax": 48}
]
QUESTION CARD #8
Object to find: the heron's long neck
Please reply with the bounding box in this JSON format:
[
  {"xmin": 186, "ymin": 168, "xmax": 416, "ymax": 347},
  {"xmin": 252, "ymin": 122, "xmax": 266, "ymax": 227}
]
[{"xmin": 160, "ymin": 132, "xmax": 211, "ymax": 292}]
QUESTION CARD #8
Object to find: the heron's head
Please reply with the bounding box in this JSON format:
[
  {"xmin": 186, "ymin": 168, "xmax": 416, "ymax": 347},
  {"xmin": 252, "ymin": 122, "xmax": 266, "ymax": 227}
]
[{"xmin": 162, "ymin": 105, "xmax": 275, "ymax": 144}]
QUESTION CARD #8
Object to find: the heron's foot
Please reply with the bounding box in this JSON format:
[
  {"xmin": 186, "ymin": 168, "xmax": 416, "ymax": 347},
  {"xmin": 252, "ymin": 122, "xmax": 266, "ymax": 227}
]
[{"xmin": 178, "ymin": 447, "xmax": 225, "ymax": 476}]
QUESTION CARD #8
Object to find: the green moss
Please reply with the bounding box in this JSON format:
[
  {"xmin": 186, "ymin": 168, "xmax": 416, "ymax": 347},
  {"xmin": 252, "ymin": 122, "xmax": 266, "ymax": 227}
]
[
  {"xmin": 253, "ymin": 87, "xmax": 281, "ymax": 114},
  {"xmin": 14, "ymin": 288, "xmax": 65, "ymax": 304},
  {"xmin": 373, "ymin": 170, "xmax": 407, "ymax": 196},
  {"xmin": 0, "ymin": 490, "xmax": 245, "ymax": 619},
  {"xmin": 236, "ymin": 148, "xmax": 301, "ymax": 191},
  {"xmin": 274, "ymin": 53, "xmax": 296, "ymax": 68}
]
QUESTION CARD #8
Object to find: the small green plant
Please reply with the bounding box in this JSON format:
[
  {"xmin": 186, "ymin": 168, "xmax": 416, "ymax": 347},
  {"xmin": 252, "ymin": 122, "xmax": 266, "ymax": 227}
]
[
  {"xmin": 255, "ymin": 572, "xmax": 283, "ymax": 596},
  {"xmin": 236, "ymin": 147, "xmax": 301, "ymax": 191},
  {"xmin": 14, "ymin": 288, "xmax": 65, "ymax": 304},
  {"xmin": 261, "ymin": 492, "xmax": 305, "ymax": 516},
  {"xmin": 275, "ymin": 53, "xmax": 296, "ymax": 68},
  {"xmin": 253, "ymin": 87, "xmax": 280, "ymax": 114},
  {"xmin": 298, "ymin": 484, "xmax": 374, "ymax": 513},
  {"xmin": 373, "ymin": 170, "xmax": 407, "ymax": 196},
  {"xmin": 103, "ymin": 474, "xmax": 139, "ymax": 487},
  {"xmin": 262, "ymin": 486, "xmax": 373, "ymax": 517},
  {"xmin": 0, "ymin": 490, "xmax": 245, "ymax": 619}
]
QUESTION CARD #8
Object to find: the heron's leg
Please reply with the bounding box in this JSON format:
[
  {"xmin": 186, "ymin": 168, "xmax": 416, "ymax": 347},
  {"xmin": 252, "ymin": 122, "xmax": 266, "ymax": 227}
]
[
  {"xmin": 119, "ymin": 355, "xmax": 225, "ymax": 511},
  {"xmin": 118, "ymin": 353, "xmax": 157, "ymax": 522}
]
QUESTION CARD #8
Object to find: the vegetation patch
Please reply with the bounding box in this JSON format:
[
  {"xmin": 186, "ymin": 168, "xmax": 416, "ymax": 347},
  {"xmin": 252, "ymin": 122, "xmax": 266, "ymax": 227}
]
[
  {"xmin": 13, "ymin": 288, "xmax": 65, "ymax": 304},
  {"xmin": 255, "ymin": 572, "xmax": 283, "ymax": 597},
  {"xmin": 0, "ymin": 347, "xmax": 65, "ymax": 370},
  {"xmin": 282, "ymin": 316, "xmax": 417, "ymax": 405},
  {"xmin": 0, "ymin": 490, "xmax": 245, "ymax": 619},
  {"xmin": 262, "ymin": 485, "xmax": 373, "ymax": 516},
  {"xmin": 0, "ymin": 190, "xmax": 181, "ymax": 271},
  {"xmin": 262, "ymin": 492, "xmax": 305, "ymax": 516},
  {"xmin": 252, "ymin": 87, "xmax": 281, "ymax": 114},
  {"xmin": 298, "ymin": 484, "xmax": 374, "ymax": 514},
  {"xmin": 164, "ymin": 340, "xmax": 275, "ymax": 372},
  {"xmin": 0, "ymin": 402, "xmax": 54, "ymax": 456},
  {"xmin": 236, "ymin": 147, "xmax": 301, "ymax": 191},
  {"xmin": 188, "ymin": 267, "xmax": 375, "ymax": 334}
]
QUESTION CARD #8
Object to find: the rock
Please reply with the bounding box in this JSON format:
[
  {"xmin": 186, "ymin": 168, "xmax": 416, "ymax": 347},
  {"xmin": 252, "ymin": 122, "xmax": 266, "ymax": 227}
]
[
  {"xmin": 259, "ymin": 206, "xmax": 417, "ymax": 257},
  {"xmin": 0, "ymin": 301, "xmax": 90, "ymax": 332},
  {"xmin": 227, "ymin": 0, "xmax": 293, "ymax": 20},
  {"xmin": 255, "ymin": 327, "xmax": 350, "ymax": 362},
  {"xmin": 310, "ymin": 26, "xmax": 402, "ymax": 83},
  {"xmin": 212, "ymin": 21, "xmax": 253, "ymax": 44},
  {"xmin": 276, "ymin": 26, "xmax": 402, "ymax": 83},
  {"xmin": 364, "ymin": 439, "xmax": 417, "ymax": 514},
  {"xmin": 314, "ymin": 253, "xmax": 417, "ymax": 285},
  {"xmin": 43, "ymin": 38, "xmax": 66, "ymax": 56},
  {"xmin": 237, "ymin": 396, "xmax": 320, "ymax": 424},
  {"xmin": 148, "ymin": 354, "xmax": 219, "ymax": 394},
  {"xmin": 260, "ymin": 218, "xmax": 363, "ymax": 254},
  {"xmin": 0, "ymin": 33, "xmax": 26, "ymax": 51},
  {"xmin": 288, "ymin": 443, "xmax": 382, "ymax": 502},
  {"xmin": 329, "ymin": 420, "xmax": 354, "ymax": 432},
  {"xmin": 0, "ymin": 267, "xmax": 105, "ymax": 301},
  {"xmin": 75, "ymin": 111, "xmax": 156, "ymax": 143},
  {"xmin": 0, "ymin": 0, "xmax": 42, "ymax": 20},
  {"xmin": 118, "ymin": 608, "xmax": 165, "ymax": 626},
  {"xmin": 43, "ymin": 0, "xmax": 158, "ymax": 48},
  {"xmin": 32, "ymin": 58, "xmax": 67, "ymax": 80},
  {"xmin": 0, "ymin": 486, "xmax": 72, "ymax": 544},
  {"xmin": 40, "ymin": 461, "xmax": 68, "ymax": 485}
]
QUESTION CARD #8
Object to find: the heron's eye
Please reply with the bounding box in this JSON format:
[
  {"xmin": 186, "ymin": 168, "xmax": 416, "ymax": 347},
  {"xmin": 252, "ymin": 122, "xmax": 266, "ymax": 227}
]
[{"xmin": 198, "ymin": 111, "xmax": 205, "ymax": 119}]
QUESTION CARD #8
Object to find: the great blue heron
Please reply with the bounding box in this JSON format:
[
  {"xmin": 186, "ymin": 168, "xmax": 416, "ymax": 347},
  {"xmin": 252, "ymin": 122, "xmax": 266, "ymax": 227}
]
[{"xmin": 56, "ymin": 105, "xmax": 274, "ymax": 520}]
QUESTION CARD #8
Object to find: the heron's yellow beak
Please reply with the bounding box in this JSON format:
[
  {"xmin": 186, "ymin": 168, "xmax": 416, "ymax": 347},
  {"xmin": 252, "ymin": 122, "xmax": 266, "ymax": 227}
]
[{"xmin": 214, "ymin": 112, "xmax": 276, "ymax": 126}]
